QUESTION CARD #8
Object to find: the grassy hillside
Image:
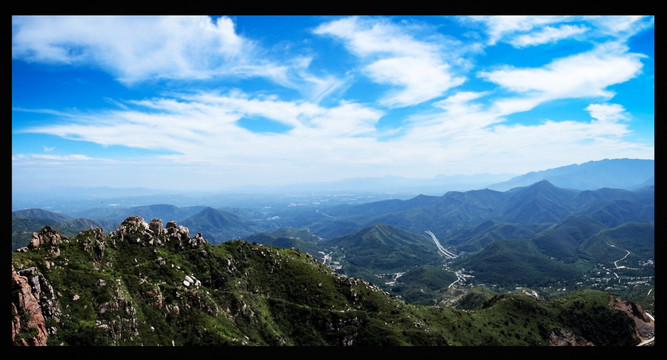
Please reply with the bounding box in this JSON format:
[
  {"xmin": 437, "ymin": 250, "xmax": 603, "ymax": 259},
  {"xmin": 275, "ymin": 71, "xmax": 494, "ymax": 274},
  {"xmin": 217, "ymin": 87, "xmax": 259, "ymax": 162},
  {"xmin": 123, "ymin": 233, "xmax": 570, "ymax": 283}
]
[
  {"xmin": 389, "ymin": 265, "xmax": 458, "ymax": 305},
  {"xmin": 324, "ymin": 224, "xmax": 444, "ymax": 282},
  {"xmin": 532, "ymin": 216, "xmax": 607, "ymax": 261},
  {"xmin": 11, "ymin": 220, "xmax": 652, "ymax": 346},
  {"xmin": 12, "ymin": 208, "xmax": 70, "ymax": 221},
  {"xmin": 452, "ymin": 239, "xmax": 583, "ymax": 288},
  {"xmin": 580, "ymin": 223, "xmax": 655, "ymax": 267}
]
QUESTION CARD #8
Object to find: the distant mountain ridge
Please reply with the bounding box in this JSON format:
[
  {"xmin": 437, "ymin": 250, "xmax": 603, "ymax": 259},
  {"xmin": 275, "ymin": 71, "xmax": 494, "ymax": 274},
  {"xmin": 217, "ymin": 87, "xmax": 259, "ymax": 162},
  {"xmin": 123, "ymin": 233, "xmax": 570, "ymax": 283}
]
[
  {"xmin": 11, "ymin": 209, "xmax": 102, "ymax": 251},
  {"xmin": 12, "ymin": 208, "xmax": 71, "ymax": 222},
  {"xmin": 181, "ymin": 206, "xmax": 274, "ymax": 242},
  {"xmin": 319, "ymin": 180, "xmax": 653, "ymax": 240},
  {"xmin": 12, "ymin": 179, "xmax": 654, "ymax": 252},
  {"xmin": 488, "ymin": 158, "xmax": 654, "ymax": 191}
]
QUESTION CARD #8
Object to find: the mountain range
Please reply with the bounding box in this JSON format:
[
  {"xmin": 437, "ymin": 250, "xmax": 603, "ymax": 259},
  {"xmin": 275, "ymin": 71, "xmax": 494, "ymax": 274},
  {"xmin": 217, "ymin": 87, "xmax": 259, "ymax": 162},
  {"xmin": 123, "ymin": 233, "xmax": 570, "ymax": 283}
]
[
  {"xmin": 487, "ymin": 158, "xmax": 654, "ymax": 191},
  {"xmin": 10, "ymin": 158, "xmax": 655, "ymax": 346},
  {"xmin": 11, "ymin": 218, "xmax": 654, "ymax": 346},
  {"xmin": 11, "ymin": 180, "xmax": 654, "ymax": 305},
  {"xmin": 314, "ymin": 179, "xmax": 653, "ymax": 242}
]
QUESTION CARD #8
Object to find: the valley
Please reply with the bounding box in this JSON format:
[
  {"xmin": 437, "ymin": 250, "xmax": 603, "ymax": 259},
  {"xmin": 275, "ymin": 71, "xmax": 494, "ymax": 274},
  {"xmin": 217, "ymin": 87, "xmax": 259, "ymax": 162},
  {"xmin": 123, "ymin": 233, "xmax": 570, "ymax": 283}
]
[
  {"xmin": 12, "ymin": 184, "xmax": 655, "ymax": 314},
  {"xmin": 11, "ymin": 159, "xmax": 655, "ymax": 346}
]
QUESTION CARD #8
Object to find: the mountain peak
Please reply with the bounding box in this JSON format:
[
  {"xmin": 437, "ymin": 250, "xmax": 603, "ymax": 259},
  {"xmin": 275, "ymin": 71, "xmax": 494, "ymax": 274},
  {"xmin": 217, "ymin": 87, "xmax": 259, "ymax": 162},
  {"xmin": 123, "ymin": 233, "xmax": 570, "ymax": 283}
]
[{"xmin": 529, "ymin": 179, "xmax": 556, "ymax": 189}]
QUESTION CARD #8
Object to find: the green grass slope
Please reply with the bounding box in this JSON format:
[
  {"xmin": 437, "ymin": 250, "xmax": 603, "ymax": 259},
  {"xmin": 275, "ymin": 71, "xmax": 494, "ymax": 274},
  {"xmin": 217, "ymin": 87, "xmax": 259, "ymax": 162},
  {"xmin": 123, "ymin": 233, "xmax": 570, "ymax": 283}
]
[
  {"xmin": 452, "ymin": 239, "xmax": 582, "ymax": 288},
  {"xmin": 324, "ymin": 224, "xmax": 443, "ymax": 281},
  {"xmin": 11, "ymin": 219, "xmax": 651, "ymax": 346}
]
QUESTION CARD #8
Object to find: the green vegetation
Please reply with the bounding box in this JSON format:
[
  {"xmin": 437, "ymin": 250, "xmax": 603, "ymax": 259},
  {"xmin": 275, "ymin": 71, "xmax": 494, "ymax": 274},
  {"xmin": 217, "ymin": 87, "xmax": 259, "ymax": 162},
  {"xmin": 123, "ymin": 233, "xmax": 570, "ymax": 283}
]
[
  {"xmin": 11, "ymin": 179, "xmax": 653, "ymax": 346},
  {"xmin": 11, "ymin": 221, "xmax": 650, "ymax": 346},
  {"xmin": 390, "ymin": 265, "xmax": 457, "ymax": 305},
  {"xmin": 243, "ymin": 227, "xmax": 323, "ymax": 257},
  {"xmin": 452, "ymin": 239, "xmax": 583, "ymax": 288},
  {"xmin": 326, "ymin": 224, "xmax": 443, "ymax": 282}
]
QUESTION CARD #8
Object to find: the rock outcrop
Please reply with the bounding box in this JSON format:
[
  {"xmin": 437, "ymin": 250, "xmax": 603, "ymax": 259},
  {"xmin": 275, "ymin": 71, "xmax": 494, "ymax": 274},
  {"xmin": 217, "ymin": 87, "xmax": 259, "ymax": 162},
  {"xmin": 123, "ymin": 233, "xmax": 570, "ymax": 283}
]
[
  {"xmin": 110, "ymin": 216, "xmax": 151, "ymax": 243},
  {"xmin": 108, "ymin": 216, "xmax": 207, "ymax": 249},
  {"xmin": 549, "ymin": 328, "xmax": 594, "ymax": 346},
  {"xmin": 11, "ymin": 267, "xmax": 49, "ymax": 346},
  {"xmin": 27, "ymin": 226, "xmax": 68, "ymax": 258},
  {"xmin": 149, "ymin": 218, "xmax": 164, "ymax": 237},
  {"xmin": 609, "ymin": 297, "xmax": 655, "ymax": 344}
]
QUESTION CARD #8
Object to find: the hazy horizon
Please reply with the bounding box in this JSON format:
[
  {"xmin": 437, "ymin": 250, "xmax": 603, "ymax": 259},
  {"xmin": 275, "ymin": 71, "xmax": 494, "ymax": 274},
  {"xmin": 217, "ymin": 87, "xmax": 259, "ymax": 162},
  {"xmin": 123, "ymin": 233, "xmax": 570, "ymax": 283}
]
[{"xmin": 12, "ymin": 16, "xmax": 654, "ymax": 193}]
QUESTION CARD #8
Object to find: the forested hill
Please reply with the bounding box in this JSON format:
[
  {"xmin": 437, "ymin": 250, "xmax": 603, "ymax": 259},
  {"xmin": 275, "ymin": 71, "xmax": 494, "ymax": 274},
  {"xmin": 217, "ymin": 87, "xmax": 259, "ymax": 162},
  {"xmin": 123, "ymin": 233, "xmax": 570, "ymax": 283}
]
[{"xmin": 12, "ymin": 217, "xmax": 654, "ymax": 346}]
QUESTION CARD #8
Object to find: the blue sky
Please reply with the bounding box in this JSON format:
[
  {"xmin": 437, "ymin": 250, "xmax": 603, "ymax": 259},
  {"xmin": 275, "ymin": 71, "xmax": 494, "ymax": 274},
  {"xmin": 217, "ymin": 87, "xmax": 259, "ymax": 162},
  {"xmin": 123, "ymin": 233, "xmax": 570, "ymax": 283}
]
[{"xmin": 12, "ymin": 15, "xmax": 654, "ymax": 192}]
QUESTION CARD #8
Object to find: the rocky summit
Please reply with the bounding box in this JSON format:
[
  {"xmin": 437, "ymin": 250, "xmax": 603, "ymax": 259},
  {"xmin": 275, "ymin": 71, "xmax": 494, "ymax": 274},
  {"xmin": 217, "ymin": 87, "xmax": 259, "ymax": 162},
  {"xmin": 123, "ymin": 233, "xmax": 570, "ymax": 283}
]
[{"xmin": 11, "ymin": 216, "xmax": 654, "ymax": 346}]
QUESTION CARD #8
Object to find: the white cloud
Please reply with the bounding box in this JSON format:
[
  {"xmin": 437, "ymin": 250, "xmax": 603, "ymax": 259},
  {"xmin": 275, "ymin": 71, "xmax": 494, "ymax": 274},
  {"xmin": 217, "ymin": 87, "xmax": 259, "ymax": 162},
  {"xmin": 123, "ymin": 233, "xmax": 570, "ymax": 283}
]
[
  {"xmin": 313, "ymin": 17, "xmax": 437, "ymax": 58},
  {"xmin": 586, "ymin": 103, "xmax": 628, "ymax": 124},
  {"xmin": 19, "ymin": 91, "xmax": 384, "ymax": 170},
  {"xmin": 468, "ymin": 16, "xmax": 569, "ymax": 45},
  {"xmin": 31, "ymin": 154, "xmax": 98, "ymax": 161},
  {"xmin": 12, "ymin": 16, "xmax": 349, "ymax": 105},
  {"xmin": 11, "ymin": 16, "xmax": 653, "ymax": 190},
  {"xmin": 393, "ymin": 98, "xmax": 650, "ymax": 176},
  {"xmin": 587, "ymin": 16, "xmax": 654, "ymax": 38},
  {"xmin": 479, "ymin": 43, "xmax": 644, "ymax": 106},
  {"xmin": 12, "ymin": 153, "xmax": 114, "ymax": 164},
  {"xmin": 364, "ymin": 56, "xmax": 465, "ymax": 108},
  {"xmin": 509, "ymin": 24, "xmax": 588, "ymax": 48},
  {"xmin": 468, "ymin": 15, "xmax": 653, "ymax": 48},
  {"xmin": 14, "ymin": 86, "xmax": 653, "ymax": 188},
  {"xmin": 314, "ymin": 16, "xmax": 464, "ymax": 107},
  {"xmin": 12, "ymin": 16, "xmax": 249, "ymax": 83}
]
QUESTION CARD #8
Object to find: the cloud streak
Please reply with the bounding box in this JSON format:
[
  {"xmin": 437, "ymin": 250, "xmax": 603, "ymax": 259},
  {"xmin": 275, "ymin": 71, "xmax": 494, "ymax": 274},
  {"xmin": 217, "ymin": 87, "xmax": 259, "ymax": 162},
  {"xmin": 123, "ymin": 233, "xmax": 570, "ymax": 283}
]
[{"xmin": 17, "ymin": 85, "xmax": 651, "ymax": 188}]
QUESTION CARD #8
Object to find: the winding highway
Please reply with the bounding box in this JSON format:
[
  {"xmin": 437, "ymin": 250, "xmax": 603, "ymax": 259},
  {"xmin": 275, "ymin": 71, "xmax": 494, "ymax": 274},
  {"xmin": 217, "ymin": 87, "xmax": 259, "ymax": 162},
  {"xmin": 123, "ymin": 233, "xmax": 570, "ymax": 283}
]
[
  {"xmin": 606, "ymin": 242, "xmax": 655, "ymax": 347},
  {"xmin": 425, "ymin": 231, "xmax": 457, "ymax": 259}
]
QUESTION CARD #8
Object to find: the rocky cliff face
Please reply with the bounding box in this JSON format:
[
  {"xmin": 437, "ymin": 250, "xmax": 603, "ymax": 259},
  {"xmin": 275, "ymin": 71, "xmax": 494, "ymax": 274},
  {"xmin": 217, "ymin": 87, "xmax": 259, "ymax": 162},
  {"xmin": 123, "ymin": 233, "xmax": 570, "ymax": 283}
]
[
  {"xmin": 11, "ymin": 267, "xmax": 49, "ymax": 346},
  {"xmin": 609, "ymin": 297, "xmax": 655, "ymax": 345},
  {"xmin": 12, "ymin": 226, "xmax": 67, "ymax": 346}
]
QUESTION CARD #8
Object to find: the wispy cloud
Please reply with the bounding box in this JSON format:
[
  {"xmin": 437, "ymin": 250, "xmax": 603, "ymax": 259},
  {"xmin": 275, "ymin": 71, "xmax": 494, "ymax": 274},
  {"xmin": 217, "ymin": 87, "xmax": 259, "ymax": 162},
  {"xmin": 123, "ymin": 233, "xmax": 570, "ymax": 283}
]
[
  {"xmin": 12, "ymin": 16, "xmax": 248, "ymax": 83},
  {"xmin": 11, "ymin": 16, "xmax": 653, "ymax": 190},
  {"xmin": 12, "ymin": 16, "xmax": 352, "ymax": 106},
  {"xmin": 16, "ymin": 84, "xmax": 651, "ymax": 185},
  {"xmin": 479, "ymin": 42, "xmax": 644, "ymax": 110},
  {"xmin": 468, "ymin": 16, "xmax": 568, "ymax": 46},
  {"xmin": 509, "ymin": 24, "xmax": 589, "ymax": 48},
  {"xmin": 468, "ymin": 15, "xmax": 653, "ymax": 48},
  {"xmin": 12, "ymin": 153, "xmax": 114, "ymax": 163},
  {"xmin": 314, "ymin": 16, "xmax": 465, "ymax": 107}
]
